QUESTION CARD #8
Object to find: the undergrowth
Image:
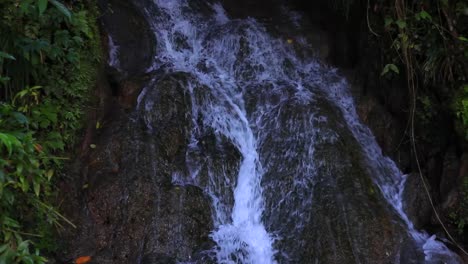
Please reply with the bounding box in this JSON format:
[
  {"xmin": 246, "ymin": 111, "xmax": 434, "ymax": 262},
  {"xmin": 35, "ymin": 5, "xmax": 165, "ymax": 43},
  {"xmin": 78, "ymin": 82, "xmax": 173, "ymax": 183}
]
[{"xmin": 0, "ymin": 0, "xmax": 101, "ymax": 262}]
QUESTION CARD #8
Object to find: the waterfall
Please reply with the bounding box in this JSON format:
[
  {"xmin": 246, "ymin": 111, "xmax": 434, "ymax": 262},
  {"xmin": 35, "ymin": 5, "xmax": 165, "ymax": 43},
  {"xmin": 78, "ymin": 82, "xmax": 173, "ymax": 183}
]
[{"xmin": 136, "ymin": 0, "xmax": 462, "ymax": 263}]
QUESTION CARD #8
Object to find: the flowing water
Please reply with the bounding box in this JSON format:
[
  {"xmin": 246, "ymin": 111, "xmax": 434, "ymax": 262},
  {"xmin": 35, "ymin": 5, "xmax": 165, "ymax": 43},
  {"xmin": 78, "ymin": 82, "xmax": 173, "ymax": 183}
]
[{"xmin": 134, "ymin": 0, "xmax": 462, "ymax": 263}]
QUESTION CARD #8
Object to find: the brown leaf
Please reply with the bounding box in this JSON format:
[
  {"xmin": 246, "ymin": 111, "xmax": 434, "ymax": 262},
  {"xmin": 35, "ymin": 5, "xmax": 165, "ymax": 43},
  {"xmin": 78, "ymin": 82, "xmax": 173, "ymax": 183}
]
[
  {"xmin": 34, "ymin": 143, "xmax": 43, "ymax": 153},
  {"xmin": 75, "ymin": 256, "xmax": 92, "ymax": 264}
]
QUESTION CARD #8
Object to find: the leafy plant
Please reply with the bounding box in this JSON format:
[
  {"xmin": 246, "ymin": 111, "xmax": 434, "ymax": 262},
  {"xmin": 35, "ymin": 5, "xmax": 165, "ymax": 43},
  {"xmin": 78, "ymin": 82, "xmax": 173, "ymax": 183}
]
[
  {"xmin": 454, "ymin": 84, "xmax": 468, "ymax": 139},
  {"xmin": 372, "ymin": 0, "xmax": 468, "ymax": 246},
  {"xmin": 379, "ymin": 0, "xmax": 467, "ymax": 86},
  {"xmin": 381, "ymin": 63, "xmax": 399, "ymax": 76},
  {"xmin": 0, "ymin": 0, "xmax": 101, "ymax": 262}
]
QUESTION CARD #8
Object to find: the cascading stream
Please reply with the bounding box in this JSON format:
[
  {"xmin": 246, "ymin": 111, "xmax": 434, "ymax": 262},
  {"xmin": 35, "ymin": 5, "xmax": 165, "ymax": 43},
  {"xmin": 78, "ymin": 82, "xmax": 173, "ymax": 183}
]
[
  {"xmin": 144, "ymin": 1, "xmax": 279, "ymax": 262},
  {"xmin": 136, "ymin": 0, "xmax": 462, "ymax": 263}
]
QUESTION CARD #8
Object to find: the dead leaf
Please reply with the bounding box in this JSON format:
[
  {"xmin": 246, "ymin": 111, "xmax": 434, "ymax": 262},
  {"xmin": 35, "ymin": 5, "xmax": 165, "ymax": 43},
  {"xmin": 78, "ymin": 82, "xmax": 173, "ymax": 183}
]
[
  {"xmin": 75, "ymin": 256, "xmax": 92, "ymax": 264},
  {"xmin": 34, "ymin": 143, "xmax": 43, "ymax": 153}
]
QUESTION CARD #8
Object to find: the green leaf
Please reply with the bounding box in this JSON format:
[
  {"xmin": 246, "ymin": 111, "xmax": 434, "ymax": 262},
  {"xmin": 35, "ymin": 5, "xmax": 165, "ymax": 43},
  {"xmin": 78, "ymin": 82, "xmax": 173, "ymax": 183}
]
[
  {"xmin": 419, "ymin": 10, "xmax": 432, "ymax": 20},
  {"xmin": 40, "ymin": 105, "xmax": 58, "ymax": 123},
  {"xmin": 37, "ymin": 0, "xmax": 48, "ymax": 15},
  {"xmin": 45, "ymin": 136, "xmax": 64, "ymax": 150},
  {"xmin": 3, "ymin": 189, "xmax": 14, "ymax": 205},
  {"xmin": 381, "ymin": 64, "xmax": 400, "ymax": 76},
  {"xmin": 0, "ymin": 244, "xmax": 8, "ymax": 254},
  {"xmin": 459, "ymin": 36, "xmax": 468, "ymax": 42},
  {"xmin": 0, "ymin": 52, "xmax": 15, "ymax": 61},
  {"xmin": 23, "ymin": 257, "xmax": 34, "ymax": 264},
  {"xmin": 390, "ymin": 64, "xmax": 399, "ymax": 74},
  {"xmin": 0, "ymin": 76, "xmax": 11, "ymax": 85},
  {"xmin": 12, "ymin": 112, "xmax": 29, "ymax": 125},
  {"xmin": 3, "ymin": 217, "xmax": 20, "ymax": 228},
  {"xmin": 396, "ymin": 20, "xmax": 406, "ymax": 29},
  {"xmin": 50, "ymin": 0, "xmax": 71, "ymax": 20},
  {"xmin": 20, "ymin": 175, "xmax": 29, "ymax": 192},
  {"xmin": 33, "ymin": 181, "xmax": 40, "ymax": 196},
  {"xmin": 16, "ymin": 163, "xmax": 23, "ymax": 175},
  {"xmin": 18, "ymin": 240, "xmax": 29, "ymax": 252},
  {"xmin": 384, "ymin": 17, "xmax": 393, "ymax": 27},
  {"xmin": 19, "ymin": 0, "xmax": 32, "ymax": 13},
  {"xmin": 45, "ymin": 169, "xmax": 54, "ymax": 181},
  {"xmin": 0, "ymin": 133, "xmax": 20, "ymax": 156},
  {"xmin": 0, "ymin": 247, "xmax": 15, "ymax": 264}
]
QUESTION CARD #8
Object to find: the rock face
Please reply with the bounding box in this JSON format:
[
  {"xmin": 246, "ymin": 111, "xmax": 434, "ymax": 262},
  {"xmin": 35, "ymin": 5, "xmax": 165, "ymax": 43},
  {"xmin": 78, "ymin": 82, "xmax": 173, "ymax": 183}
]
[
  {"xmin": 59, "ymin": 0, "xmax": 464, "ymax": 262},
  {"xmin": 60, "ymin": 74, "xmax": 214, "ymax": 263},
  {"xmin": 98, "ymin": 0, "xmax": 157, "ymax": 111},
  {"xmin": 59, "ymin": 1, "xmax": 216, "ymax": 260},
  {"xmin": 98, "ymin": 0, "xmax": 155, "ymax": 78},
  {"xmin": 402, "ymin": 173, "xmax": 433, "ymax": 229},
  {"xmin": 258, "ymin": 94, "xmax": 422, "ymax": 263},
  {"xmin": 287, "ymin": 0, "xmax": 467, "ymax": 253}
]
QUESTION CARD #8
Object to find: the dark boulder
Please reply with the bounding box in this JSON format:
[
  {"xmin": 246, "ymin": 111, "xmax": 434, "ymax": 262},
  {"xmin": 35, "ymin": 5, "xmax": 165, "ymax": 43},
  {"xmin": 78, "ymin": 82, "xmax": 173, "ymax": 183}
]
[
  {"xmin": 259, "ymin": 93, "xmax": 423, "ymax": 263},
  {"xmin": 98, "ymin": 0, "xmax": 155, "ymax": 78},
  {"xmin": 402, "ymin": 173, "xmax": 433, "ymax": 230}
]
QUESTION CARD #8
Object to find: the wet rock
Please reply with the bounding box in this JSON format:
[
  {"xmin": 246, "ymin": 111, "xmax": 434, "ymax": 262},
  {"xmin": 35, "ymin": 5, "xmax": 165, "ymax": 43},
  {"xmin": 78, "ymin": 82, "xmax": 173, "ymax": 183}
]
[
  {"xmin": 61, "ymin": 129, "xmax": 214, "ymax": 263},
  {"xmin": 440, "ymin": 148, "xmax": 461, "ymax": 199},
  {"xmin": 60, "ymin": 0, "xmax": 463, "ymax": 262},
  {"xmin": 59, "ymin": 73, "xmax": 214, "ymax": 263},
  {"xmin": 139, "ymin": 73, "xmax": 193, "ymax": 161},
  {"xmin": 141, "ymin": 253, "xmax": 175, "ymax": 264},
  {"xmin": 98, "ymin": 0, "xmax": 155, "ymax": 78},
  {"xmin": 141, "ymin": 185, "xmax": 214, "ymax": 262},
  {"xmin": 116, "ymin": 78, "xmax": 145, "ymax": 109},
  {"xmin": 260, "ymin": 94, "xmax": 422, "ymax": 263},
  {"xmin": 355, "ymin": 94, "xmax": 410, "ymax": 173},
  {"xmin": 220, "ymin": 0, "xmax": 283, "ymax": 20},
  {"xmin": 402, "ymin": 173, "xmax": 433, "ymax": 229}
]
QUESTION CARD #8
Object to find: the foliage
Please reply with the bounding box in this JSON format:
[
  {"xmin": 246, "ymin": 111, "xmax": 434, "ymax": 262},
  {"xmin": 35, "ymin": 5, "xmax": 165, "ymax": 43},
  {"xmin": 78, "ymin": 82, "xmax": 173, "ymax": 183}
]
[
  {"xmin": 376, "ymin": 0, "xmax": 467, "ymax": 130},
  {"xmin": 449, "ymin": 176, "xmax": 468, "ymax": 237},
  {"xmin": 372, "ymin": 0, "xmax": 468, "ymax": 245},
  {"xmin": 0, "ymin": 0, "xmax": 101, "ymax": 262},
  {"xmin": 454, "ymin": 84, "xmax": 468, "ymax": 140},
  {"xmin": 381, "ymin": 1, "xmax": 467, "ymax": 80},
  {"xmin": 330, "ymin": 0, "xmax": 468, "ymax": 248}
]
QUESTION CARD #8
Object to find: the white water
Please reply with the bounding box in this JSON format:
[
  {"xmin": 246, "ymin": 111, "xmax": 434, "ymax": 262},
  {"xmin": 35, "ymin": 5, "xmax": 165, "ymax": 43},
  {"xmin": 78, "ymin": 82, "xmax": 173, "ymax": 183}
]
[
  {"xmin": 135, "ymin": 0, "xmax": 462, "ymax": 263},
  {"xmin": 146, "ymin": 1, "xmax": 278, "ymax": 262},
  {"xmin": 107, "ymin": 34, "xmax": 120, "ymax": 69}
]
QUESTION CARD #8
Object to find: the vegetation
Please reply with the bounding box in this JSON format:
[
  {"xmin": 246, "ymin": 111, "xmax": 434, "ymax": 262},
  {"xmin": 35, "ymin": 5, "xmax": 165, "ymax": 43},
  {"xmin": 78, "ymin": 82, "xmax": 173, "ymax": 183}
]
[
  {"xmin": 330, "ymin": 0, "xmax": 468, "ymax": 249},
  {"xmin": 0, "ymin": 0, "xmax": 101, "ymax": 262},
  {"xmin": 374, "ymin": 0, "xmax": 468, "ymax": 243},
  {"xmin": 378, "ymin": 0, "xmax": 467, "ymax": 137}
]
